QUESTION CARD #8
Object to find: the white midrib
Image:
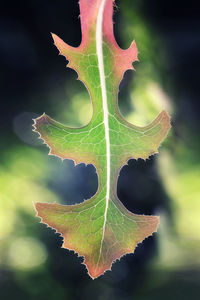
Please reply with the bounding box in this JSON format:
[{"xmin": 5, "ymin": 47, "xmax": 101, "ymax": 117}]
[{"xmin": 96, "ymin": 0, "xmax": 110, "ymax": 267}]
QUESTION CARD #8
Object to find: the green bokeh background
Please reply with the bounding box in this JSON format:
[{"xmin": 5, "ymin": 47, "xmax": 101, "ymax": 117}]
[{"xmin": 0, "ymin": 0, "xmax": 199, "ymax": 299}]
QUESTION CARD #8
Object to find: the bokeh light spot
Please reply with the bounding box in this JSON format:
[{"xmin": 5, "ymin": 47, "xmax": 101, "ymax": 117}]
[{"xmin": 8, "ymin": 237, "xmax": 47, "ymax": 270}]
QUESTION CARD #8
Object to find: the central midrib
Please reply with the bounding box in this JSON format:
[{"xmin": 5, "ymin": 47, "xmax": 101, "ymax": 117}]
[{"xmin": 96, "ymin": 0, "xmax": 110, "ymax": 266}]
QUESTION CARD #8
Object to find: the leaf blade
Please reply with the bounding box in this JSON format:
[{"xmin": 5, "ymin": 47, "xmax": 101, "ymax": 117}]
[{"xmin": 34, "ymin": 0, "xmax": 171, "ymax": 279}]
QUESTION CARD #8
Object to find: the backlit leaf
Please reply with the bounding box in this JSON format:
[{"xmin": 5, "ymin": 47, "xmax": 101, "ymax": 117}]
[{"xmin": 33, "ymin": 0, "xmax": 170, "ymax": 279}]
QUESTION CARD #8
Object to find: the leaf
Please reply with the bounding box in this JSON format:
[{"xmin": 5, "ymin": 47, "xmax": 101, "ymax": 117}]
[{"xmin": 33, "ymin": 0, "xmax": 171, "ymax": 279}]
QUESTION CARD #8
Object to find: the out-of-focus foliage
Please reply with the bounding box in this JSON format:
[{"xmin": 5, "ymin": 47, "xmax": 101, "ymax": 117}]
[{"xmin": 0, "ymin": 147, "xmax": 56, "ymax": 265}]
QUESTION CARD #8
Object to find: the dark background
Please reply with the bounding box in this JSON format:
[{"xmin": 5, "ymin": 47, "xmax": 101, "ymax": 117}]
[{"xmin": 0, "ymin": 0, "xmax": 200, "ymax": 299}]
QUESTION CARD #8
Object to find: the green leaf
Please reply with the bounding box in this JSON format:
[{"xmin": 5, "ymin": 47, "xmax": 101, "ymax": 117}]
[{"xmin": 33, "ymin": 0, "xmax": 171, "ymax": 279}]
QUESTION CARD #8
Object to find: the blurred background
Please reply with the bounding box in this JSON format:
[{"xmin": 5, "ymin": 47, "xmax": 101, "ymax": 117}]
[{"xmin": 0, "ymin": 0, "xmax": 200, "ymax": 299}]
